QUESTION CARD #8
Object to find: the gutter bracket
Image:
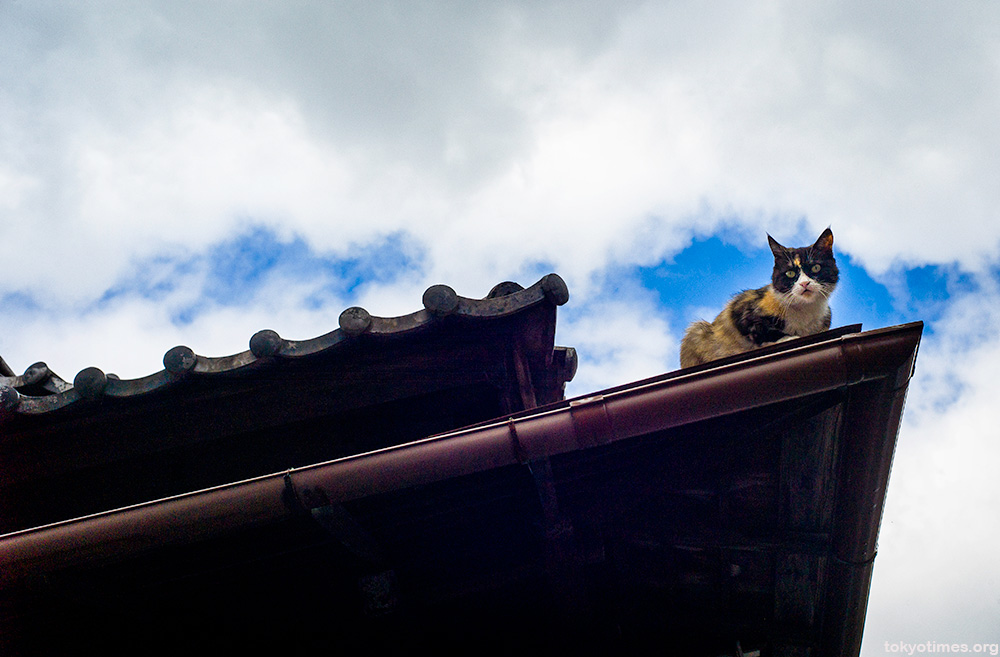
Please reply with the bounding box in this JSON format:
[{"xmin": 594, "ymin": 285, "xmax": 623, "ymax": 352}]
[
  {"xmin": 508, "ymin": 418, "xmax": 528, "ymax": 464},
  {"xmin": 282, "ymin": 471, "xmax": 306, "ymax": 515},
  {"xmin": 568, "ymin": 394, "xmax": 613, "ymax": 448},
  {"xmin": 832, "ymin": 549, "xmax": 878, "ymax": 568}
]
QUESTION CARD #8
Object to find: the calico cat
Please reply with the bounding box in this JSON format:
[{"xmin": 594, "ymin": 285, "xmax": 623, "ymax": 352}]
[{"xmin": 679, "ymin": 228, "xmax": 838, "ymax": 368}]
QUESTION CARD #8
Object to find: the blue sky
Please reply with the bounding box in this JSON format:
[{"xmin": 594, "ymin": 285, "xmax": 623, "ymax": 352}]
[
  {"xmin": 2, "ymin": 2, "xmax": 1000, "ymax": 650},
  {"xmin": 93, "ymin": 226, "xmax": 424, "ymax": 325},
  {"xmin": 647, "ymin": 234, "xmax": 982, "ymax": 339}
]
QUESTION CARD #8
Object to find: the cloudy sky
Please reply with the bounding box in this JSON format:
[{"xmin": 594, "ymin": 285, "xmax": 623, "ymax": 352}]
[{"xmin": 2, "ymin": 1, "xmax": 999, "ymax": 649}]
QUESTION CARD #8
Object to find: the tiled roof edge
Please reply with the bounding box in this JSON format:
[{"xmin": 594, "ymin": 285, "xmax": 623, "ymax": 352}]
[{"xmin": 0, "ymin": 274, "xmax": 570, "ymax": 419}]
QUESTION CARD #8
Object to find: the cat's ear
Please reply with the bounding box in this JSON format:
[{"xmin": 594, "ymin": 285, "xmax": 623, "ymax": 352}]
[
  {"xmin": 813, "ymin": 227, "xmax": 834, "ymax": 253},
  {"xmin": 767, "ymin": 234, "xmax": 786, "ymax": 258}
]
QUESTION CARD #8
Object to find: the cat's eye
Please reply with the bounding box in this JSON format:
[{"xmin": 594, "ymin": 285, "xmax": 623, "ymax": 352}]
[
  {"xmin": 785, "ymin": 270, "xmax": 797, "ymax": 278},
  {"xmin": 810, "ymin": 264, "xmax": 821, "ymax": 273}
]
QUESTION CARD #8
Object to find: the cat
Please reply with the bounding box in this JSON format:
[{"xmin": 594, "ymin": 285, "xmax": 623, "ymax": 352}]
[{"xmin": 679, "ymin": 228, "xmax": 839, "ymax": 368}]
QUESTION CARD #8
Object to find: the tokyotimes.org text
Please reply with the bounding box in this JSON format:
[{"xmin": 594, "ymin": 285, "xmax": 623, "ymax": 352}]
[{"xmin": 884, "ymin": 642, "xmax": 1000, "ymax": 656}]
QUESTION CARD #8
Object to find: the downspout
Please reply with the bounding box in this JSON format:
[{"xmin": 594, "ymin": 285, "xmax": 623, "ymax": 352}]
[{"xmin": 822, "ymin": 328, "xmax": 921, "ymax": 657}]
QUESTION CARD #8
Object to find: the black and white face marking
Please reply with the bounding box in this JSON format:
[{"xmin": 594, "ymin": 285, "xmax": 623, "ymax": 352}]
[{"xmin": 767, "ymin": 229, "xmax": 839, "ymax": 306}]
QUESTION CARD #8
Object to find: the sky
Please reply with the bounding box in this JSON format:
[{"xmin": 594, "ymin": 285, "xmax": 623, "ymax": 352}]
[{"xmin": 1, "ymin": 1, "xmax": 999, "ymax": 650}]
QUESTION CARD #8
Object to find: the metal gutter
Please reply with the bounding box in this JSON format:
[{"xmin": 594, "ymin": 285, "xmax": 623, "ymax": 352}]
[{"xmin": 0, "ymin": 322, "xmax": 922, "ymax": 607}]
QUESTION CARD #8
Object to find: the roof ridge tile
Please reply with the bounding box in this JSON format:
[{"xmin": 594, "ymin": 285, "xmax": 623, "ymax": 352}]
[{"xmin": 0, "ymin": 275, "xmax": 569, "ymax": 419}]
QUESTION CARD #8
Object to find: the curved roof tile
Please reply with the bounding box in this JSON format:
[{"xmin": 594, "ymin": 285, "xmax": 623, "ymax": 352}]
[{"xmin": 0, "ymin": 274, "xmax": 570, "ymax": 420}]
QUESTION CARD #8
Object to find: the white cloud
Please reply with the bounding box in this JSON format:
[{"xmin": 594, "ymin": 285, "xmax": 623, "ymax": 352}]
[
  {"xmin": 558, "ymin": 287, "xmax": 678, "ymax": 397},
  {"xmin": 1, "ymin": 265, "xmax": 358, "ymax": 381},
  {"xmin": 4, "ymin": 1, "xmax": 1000, "ymax": 305}
]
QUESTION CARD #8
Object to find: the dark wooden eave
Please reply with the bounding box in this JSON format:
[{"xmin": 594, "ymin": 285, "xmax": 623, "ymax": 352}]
[{"xmin": 0, "ymin": 321, "xmax": 922, "ymax": 656}]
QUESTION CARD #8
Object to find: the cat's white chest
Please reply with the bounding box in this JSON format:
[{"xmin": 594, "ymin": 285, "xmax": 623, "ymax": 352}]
[{"xmin": 782, "ymin": 299, "xmax": 830, "ymax": 336}]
